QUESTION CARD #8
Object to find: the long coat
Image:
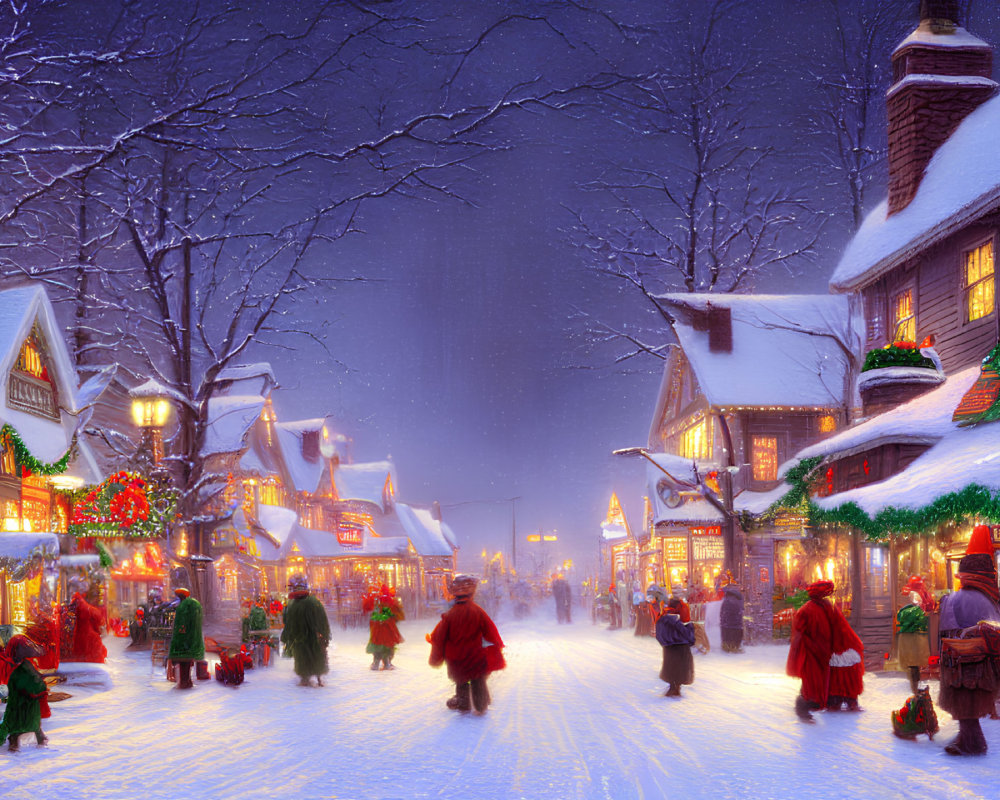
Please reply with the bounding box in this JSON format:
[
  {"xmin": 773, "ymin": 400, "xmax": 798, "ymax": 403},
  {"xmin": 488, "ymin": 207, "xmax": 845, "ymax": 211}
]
[
  {"xmin": 786, "ymin": 598, "xmax": 834, "ymax": 706},
  {"xmin": 367, "ymin": 597, "xmax": 405, "ymax": 654},
  {"xmin": 429, "ymin": 599, "xmax": 504, "ymax": 684},
  {"xmin": 281, "ymin": 592, "xmax": 331, "ymax": 678},
  {"xmin": 655, "ymin": 613, "xmax": 695, "ymax": 686},
  {"xmin": 70, "ymin": 593, "xmax": 108, "ymax": 663},
  {"xmin": 719, "ymin": 587, "xmax": 744, "ymax": 631},
  {"xmin": 168, "ymin": 596, "xmax": 204, "ymax": 661},
  {"xmin": 0, "ymin": 661, "xmax": 48, "ymax": 740},
  {"xmin": 938, "ymin": 588, "xmax": 1000, "ymax": 719}
]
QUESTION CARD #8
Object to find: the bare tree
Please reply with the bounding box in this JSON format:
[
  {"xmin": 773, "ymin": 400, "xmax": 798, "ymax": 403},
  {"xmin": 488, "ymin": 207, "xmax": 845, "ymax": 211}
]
[
  {"xmin": 568, "ymin": 0, "xmax": 821, "ymax": 365},
  {"xmin": 0, "ymin": 0, "xmax": 643, "ymax": 541}
]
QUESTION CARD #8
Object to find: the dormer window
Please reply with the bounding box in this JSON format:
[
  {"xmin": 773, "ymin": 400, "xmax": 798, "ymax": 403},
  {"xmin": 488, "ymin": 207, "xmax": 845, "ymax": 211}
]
[{"xmin": 965, "ymin": 240, "xmax": 995, "ymax": 323}]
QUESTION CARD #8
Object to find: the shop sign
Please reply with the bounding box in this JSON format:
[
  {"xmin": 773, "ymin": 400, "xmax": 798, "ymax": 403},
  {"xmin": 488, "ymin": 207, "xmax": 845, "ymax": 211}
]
[
  {"xmin": 336, "ymin": 524, "xmax": 363, "ymax": 549},
  {"xmin": 692, "ymin": 536, "xmax": 725, "ymax": 561},
  {"xmin": 8, "ymin": 373, "xmax": 58, "ymax": 421},
  {"xmin": 690, "ymin": 525, "xmax": 721, "ymax": 537},
  {"xmin": 773, "ymin": 513, "xmax": 808, "ymax": 537}
]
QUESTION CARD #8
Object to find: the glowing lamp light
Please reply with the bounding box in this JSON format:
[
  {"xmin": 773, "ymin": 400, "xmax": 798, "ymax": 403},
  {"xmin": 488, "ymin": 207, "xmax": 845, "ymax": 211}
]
[{"xmin": 129, "ymin": 379, "xmax": 175, "ymax": 428}]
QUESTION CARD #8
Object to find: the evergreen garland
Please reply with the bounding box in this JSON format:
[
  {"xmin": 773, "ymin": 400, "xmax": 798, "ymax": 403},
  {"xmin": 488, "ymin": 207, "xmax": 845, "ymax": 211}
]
[
  {"xmin": 764, "ymin": 459, "xmax": 1000, "ymax": 541},
  {"xmin": 861, "ymin": 345, "xmax": 936, "ymax": 372},
  {"xmin": 0, "ymin": 423, "xmax": 72, "ymax": 475}
]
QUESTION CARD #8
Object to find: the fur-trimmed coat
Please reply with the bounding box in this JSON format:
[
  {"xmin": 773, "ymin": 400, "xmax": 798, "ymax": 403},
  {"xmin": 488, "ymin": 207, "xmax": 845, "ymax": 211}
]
[{"xmin": 786, "ymin": 597, "xmax": 863, "ymax": 705}]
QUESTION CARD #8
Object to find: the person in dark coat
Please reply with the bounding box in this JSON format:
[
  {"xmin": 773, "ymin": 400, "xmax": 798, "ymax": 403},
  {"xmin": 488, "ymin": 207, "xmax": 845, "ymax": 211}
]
[
  {"xmin": 281, "ymin": 573, "xmax": 331, "ymax": 687},
  {"xmin": 551, "ymin": 575, "xmax": 571, "ymax": 624},
  {"xmin": 655, "ymin": 597, "xmax": 695, "ymax": 697},
  {"xmin": 0, "ymin": 635, "xmax": 49, "ymax": 752},
  {"xmin": 719, "ymin": 584, "xmax": 745, "ymax": 653},
  {"xmin": 429, "ymin": 574, "xmax": 505, "ymax": 713},
  {"xmin": 168, "ymin": 585, "xmax": 204, "ymax": 689},
  {"xmin": 937, "ymin": 525, "xmax": 1000, "ymax": 756}
]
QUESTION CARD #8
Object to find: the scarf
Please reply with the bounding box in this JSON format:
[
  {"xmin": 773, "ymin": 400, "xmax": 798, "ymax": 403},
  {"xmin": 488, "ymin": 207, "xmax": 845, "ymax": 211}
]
[{"xmin": 959, "ymin": 572, "xmax": 1000, "ymax": 605}]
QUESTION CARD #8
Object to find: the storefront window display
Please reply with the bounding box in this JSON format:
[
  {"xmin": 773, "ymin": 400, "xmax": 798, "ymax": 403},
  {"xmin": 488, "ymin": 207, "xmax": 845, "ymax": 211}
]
[{"xmin": 773, "ymin": 532, "xmax": 853, "ymax": 614}]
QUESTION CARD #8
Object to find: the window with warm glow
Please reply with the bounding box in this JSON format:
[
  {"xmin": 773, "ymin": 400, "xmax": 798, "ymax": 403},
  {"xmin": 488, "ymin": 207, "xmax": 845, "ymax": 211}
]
[
  {"xmin": 751, "ymin": 436, "xmax": 778, "ymax": 482},
  {"xmin": 891, "ymin": 288, "xmax": 915, "ymax": 342},
  {"xmin": 818, "ymin": 415, "xmax": 836, "ymax": 434},
  {"xmin": 966, "ymin": 241, "xmax": 995, "ymax": 322},
  {"xmin": 0, "ymin": 446, "xmax": 15, "ymax": 476},
  {"xmin": 259, "ymin": 477, "xmax": 283, "ymax": 506},
  {"xmin": 678, "ymin": 419, "xmax": 712, "ymax": 461}
]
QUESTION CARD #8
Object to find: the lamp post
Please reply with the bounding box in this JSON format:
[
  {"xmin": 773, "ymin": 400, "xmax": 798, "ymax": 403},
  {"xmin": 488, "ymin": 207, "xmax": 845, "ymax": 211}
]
[
  {"xmin": 613, "ymin": 446, "xmax": 741, "ymax": 584},
  {"xmin": 129, "ymin": 379, "xmax": 174, "ymax": 468}
]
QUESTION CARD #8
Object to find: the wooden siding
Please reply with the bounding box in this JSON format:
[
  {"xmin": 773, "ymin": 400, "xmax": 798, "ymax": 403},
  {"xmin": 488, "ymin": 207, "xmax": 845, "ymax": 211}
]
[{"xmin": 862, "ymin": 218, "xmax": 1000, "ymax": 373}]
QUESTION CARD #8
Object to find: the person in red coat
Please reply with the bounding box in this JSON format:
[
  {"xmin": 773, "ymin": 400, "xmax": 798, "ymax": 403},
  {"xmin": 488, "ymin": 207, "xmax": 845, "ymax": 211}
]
[
  {"xmin": 365, "ymin": 584, "xmax": 405, "ymax": 670},
  {"xmin": 429, "ymin": 574, "xmax": 505, "ymax": 713},
  {"xmin": 68, "ymin": 592, "xmax": 107, "ymax": 663},
  {"xmin": 786, "ymin": 580, "xmax": 864, "ymax": 721}
]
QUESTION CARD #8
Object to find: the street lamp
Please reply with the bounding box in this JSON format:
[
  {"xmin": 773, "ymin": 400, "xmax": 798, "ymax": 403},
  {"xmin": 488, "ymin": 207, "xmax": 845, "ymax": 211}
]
[{"xmin": 130, "ymin": 379, "xmax": 175, "ymax": 466}]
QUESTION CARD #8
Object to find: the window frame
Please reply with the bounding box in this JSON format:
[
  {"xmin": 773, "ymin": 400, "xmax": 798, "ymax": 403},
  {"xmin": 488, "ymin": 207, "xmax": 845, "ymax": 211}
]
[
  {"xmin": 890, "ymin": 284, "xmax": 916, "ymax": 343},
  {"xmin": 963, "ymin": 236, "xmax": 996, "ymax": 325},
  {"xmin": 750, "ymin": 435, "xmax": 779, "ymax": 483}
]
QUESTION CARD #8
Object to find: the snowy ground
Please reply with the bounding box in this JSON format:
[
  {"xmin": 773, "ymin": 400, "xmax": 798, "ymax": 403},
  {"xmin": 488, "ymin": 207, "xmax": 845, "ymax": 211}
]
[{"xmin": 4, "ymin": 605, "xmax": 999, "ymax": 800}]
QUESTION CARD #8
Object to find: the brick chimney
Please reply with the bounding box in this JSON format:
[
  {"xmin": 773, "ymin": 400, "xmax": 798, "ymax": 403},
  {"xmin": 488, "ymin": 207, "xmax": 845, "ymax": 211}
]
[{"xmin": 887, "ymin": 1, "xmax": 996, "ymax": 215}]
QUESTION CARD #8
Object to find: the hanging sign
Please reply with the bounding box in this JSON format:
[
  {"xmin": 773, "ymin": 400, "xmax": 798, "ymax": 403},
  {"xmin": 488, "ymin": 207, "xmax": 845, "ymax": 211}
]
[{"xmin": 336, "ymin": 524, "xmax": 363, "ymax": 548}]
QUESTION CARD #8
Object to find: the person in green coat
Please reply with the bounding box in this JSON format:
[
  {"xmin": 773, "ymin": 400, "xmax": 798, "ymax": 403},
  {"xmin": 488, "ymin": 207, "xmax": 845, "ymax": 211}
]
[
  {"xmin": 168, "ymin": 586, "xmax": 204, "ymax": 689},
  {"xmin": 280, "ymin": 574, "xmax": 330, "ymax": 686},
  {"xmin": 0, "ymin": 635, "xmax": 49, "ymax": 752}
]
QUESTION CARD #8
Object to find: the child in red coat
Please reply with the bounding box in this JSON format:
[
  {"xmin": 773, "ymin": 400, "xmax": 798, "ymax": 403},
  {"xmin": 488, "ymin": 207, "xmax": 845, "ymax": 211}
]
[{"xmin": 429, "ymin": 575, "xmax": 505, "ymax": 713}]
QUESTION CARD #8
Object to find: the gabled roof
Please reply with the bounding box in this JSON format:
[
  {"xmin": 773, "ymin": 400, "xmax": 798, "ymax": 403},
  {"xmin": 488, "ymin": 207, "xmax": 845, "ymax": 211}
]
[
  {"xmin": 214, "ymin": 363, "xmax": 277, "ymax": 397},
  {"xmin": 395, "ymin": 503, "xmax": 456, "ymax": 557},
  {"xmin": 274, "ymin": 420, "xmax": 327, "ymax": 494},
  {"xmin": 0, "ymin": 284, "xmax": 81, "ymax": 460},
  {"xmin": 831, "ymin": 91, "xmax": 1000, "ymax": 293},
  {"xmin": 334, "ymin": 460, "xmax": 395, "ymax": 511},
  {"xmin": 654, "ymin": 294, "xmax": 858, "ymax": 411},
  {"xmin": 202, "ymin": 395, "xmax": 265, "ymax": 457}
]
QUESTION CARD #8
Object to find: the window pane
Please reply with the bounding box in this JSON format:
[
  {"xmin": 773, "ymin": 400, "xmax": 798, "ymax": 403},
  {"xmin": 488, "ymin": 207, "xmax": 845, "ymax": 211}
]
[{"xmin": 752, "ymin": 436, "xmax": 778, "ymax": 482}]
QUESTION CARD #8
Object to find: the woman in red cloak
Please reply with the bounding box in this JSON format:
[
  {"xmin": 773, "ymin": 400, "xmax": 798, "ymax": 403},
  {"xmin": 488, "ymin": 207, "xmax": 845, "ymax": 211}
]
[
  {"xmin": 429, "ymin": 574, "xmax": 505, "ymax": 714},
  {"xmin": 786, "ymin": 580, "xmax": 864, "ymax": 721}
]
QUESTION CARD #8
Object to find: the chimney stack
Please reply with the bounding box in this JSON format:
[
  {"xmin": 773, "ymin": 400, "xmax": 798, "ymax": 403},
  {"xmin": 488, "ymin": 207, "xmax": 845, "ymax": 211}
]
[{"xmin": 886, "ymin": 1, "xmax": 996, "ymax": 215}]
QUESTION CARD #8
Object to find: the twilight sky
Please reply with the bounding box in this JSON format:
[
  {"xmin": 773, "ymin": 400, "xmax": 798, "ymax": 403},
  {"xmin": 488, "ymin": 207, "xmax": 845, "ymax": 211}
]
[{"xmin": 265, "ymin": 1, "xmax": 1000, "ymax": 574}]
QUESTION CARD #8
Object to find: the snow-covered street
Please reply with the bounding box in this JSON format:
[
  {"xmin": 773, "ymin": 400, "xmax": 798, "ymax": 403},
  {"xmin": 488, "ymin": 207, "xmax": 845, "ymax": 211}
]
[{"xmin": 2, "ymin": 609, "xmax": 997, "ymax": 800}]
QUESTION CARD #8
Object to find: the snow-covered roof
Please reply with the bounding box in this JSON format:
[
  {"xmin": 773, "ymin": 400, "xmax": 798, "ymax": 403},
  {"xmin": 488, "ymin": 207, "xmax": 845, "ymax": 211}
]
[
  {"xmin": 893, "ymin": 22, "xmax": 991, "ymax": 54},
  {"xmin": 256, "ymin": 504, "xmax": 298, "ymax": 546},
  {"xmin": 217, "ymin": 363, "xmax": 276, "ymax": 383},
  {"xmin": 395, "ymin": 503, "xmax": 456, "ymax": 557},
  {"xmin": 657, "ymin": 294, "xmax": 857, "ymax": 409},
  {"xmin": 275, "ymin": 421, "xmax": 326, "ymax": 494},
  {"xmin": 831, "ymin": 90, "xmax": 1000, "ymax": 292},
  {"xmin": 214, "ymin": 363, "xmax": 276, "ymax": 398},
  {"xmin": 0, "ymin": 285, "xmax": 80, "ymax": 461},
  {"xmin": 785, "ymin": 366, "xmax": 977, "ymax": 469},
  {"xmin": 334, "ymin": 461, "xmax": 395, "ymax": 510},
  {"xmin": 202, "ymin": 395, "xmax": 264, "ymax": 456},
  {"xmin": 0, "ymin": 531, "xmax": 59, "ymax": 559}
]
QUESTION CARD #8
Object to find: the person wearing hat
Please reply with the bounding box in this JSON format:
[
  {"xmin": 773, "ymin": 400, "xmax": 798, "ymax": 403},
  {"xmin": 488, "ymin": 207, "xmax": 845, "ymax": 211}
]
[
  {"xmin": 0, "ymin": 635, "xmax": 50, "ymax": 751},
  {"xmin": 280, "ymin": 573, "xmax": 330, "ymax": 687},
  {"xmin": 429, "ymin": 574, "xmax": 505, "ymax": 713},
  {"xmin": 364, "ymin": 583, "xmax": 405, "ymax": 671},
  {"xmin": 786, "ymin": 580, "xmax": 864, "ymax": 721},
  {"xmin": 937, "ymin": 525, "xmax": 1000, "ymax": 756},
  {"xmin": 68, "ymin": 586, "xmax": 108, "ymax": 663},
  {"xmin": 655, "ymin": 596, "xmax": 696, "ymax": 697},
  {"xmin": 168, "ymin": 584, "xmax": 204, "ymax": 689}
]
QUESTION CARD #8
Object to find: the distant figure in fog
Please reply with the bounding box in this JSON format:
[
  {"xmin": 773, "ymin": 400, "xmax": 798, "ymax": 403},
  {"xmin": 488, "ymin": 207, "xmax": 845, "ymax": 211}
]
[
  {"xmin": 655, "ymin": 597, "xmax": 695, "ymax": 698},
  {"xmin": 719, "ymin": 584, "xmax": 745, "ymax": 653},
  {"xmin": 552, "ymin": 575, "xmax": 571, "ymax": 624},
  {"xmin": 429, "ymin": 575, "xmax": 505, "ymax": 714}
]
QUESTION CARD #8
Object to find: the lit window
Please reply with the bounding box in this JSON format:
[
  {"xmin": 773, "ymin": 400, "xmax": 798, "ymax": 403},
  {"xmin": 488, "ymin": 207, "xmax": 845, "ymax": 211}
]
[
  {"xmin": 751, "ymin": 436, "xmax": 778, "ymax": 482},
  {"xmin": 891, "ymin": 288, "xmax": 915, "ymax": 342},
  {"xmin": 678, "ymin": 419, "xmax": 712, "ymax": 461},
  {"xmin": 818, "ymin": 415, "xmax": 836, "ymax": 434},
  {"xmin": 259, "ymin": 477, "xmax": 283, "ymax": 506},
  {"xmin": 966, "ymin": 241, "xmax": 995, "ymax": 322}
]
